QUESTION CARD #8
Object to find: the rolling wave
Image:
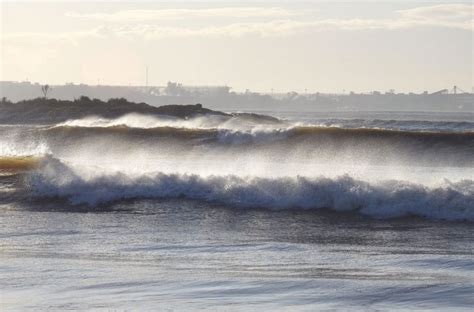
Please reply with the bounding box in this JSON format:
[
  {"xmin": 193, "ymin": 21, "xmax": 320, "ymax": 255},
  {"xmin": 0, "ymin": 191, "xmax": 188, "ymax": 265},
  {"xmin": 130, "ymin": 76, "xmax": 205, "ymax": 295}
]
[
  {"xmin": 24, "ymin": 157, "xmax": 474, "ymax": 221},
  {"xmin": 45, "ymin": 124, "xmax": 474, "ymax": 145},
  {"xmin": 39, "ymin": 125, "xmax": 474, "ymax": 167}
]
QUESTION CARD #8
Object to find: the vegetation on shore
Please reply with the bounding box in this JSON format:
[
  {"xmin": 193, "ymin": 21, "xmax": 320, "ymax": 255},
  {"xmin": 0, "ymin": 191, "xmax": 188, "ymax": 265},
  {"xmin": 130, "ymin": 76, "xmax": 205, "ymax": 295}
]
[{"xmin": 0, "ymin": 96, "xmax": 228, "ymax": 124}]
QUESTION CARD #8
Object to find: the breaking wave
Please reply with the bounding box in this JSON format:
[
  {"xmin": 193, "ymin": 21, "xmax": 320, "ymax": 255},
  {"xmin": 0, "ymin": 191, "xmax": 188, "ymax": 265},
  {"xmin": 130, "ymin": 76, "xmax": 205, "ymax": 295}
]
[
  {"xmin": 56, "ymin": 113, "xmax": 474, "ymax": 133},
  {"xmin": 26, "ymin": 157, "xmax": 474, "ymax": 222},
  {"xmin": 3, "ymin": 112, "xmax": 474, "ymax": 222}
]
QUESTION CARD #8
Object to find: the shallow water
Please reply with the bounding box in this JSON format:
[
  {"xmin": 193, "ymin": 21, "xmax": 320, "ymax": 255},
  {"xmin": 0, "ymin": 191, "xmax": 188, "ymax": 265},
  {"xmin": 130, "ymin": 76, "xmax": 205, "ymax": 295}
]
[{"xmin": 1, "ymin": 200, "xmax": 473, "ymax": 311}]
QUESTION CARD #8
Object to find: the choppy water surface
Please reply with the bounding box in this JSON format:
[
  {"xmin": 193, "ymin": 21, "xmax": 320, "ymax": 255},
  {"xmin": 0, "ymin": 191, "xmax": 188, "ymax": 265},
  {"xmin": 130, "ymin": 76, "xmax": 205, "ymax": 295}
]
[{"xmin": 1, "ymin": 110, "xmax": 473, "ymax": 310}]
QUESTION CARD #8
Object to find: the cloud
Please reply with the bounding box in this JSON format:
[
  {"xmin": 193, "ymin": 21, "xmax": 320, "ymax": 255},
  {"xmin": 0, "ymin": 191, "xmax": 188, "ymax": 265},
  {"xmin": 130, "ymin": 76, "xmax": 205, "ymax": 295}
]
[
  {"xmin": 2, "ymin": 3, "xmax": 471, "ymax": 46},
  {"xmin": 398, "ymin": 3, "xmax": 473, "ymax": 21},
  {"xmin": 64, "ymin": 4, "xmax": 472, "ymax": 30},
  {"xmin": 83, "ymin": 9, "xmax": 472, "ymax": 40},
  {"xmin": 396, "ymin": 3, "xmax": 473, "ymax": 30},
  {"xmin": 64, "ymin": 4, "xmax": 472, "ymax": 39},
  {"xmin": 66, "ymin": 7, "xmax": 302, "ymax": 22}
]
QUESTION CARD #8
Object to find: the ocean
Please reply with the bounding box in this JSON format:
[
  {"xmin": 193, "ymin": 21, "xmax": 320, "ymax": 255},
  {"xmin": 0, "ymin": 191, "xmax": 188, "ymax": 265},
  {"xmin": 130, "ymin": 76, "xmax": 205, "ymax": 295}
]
[{"xmin": 1, "ymin": 110, "xmax": 473, "ymax": 310}]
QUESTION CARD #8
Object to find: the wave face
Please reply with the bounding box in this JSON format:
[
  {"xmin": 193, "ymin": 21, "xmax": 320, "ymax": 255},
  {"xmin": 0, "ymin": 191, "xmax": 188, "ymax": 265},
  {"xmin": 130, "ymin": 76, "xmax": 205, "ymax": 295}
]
[
  {"xmin": 0, "ymin": 156, "xmax": 40, "ymax": 171},
  {"xmin": 2, "ymin": 111, "xmax": 473, "ymax": 221}
]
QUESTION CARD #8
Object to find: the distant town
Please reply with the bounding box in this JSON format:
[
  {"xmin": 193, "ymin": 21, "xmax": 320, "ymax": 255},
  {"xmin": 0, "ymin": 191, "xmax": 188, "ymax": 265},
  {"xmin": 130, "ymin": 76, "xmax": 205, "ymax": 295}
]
[{"xmin": 1, "ymin": 81, "xmax": 473, "ymax": 112}]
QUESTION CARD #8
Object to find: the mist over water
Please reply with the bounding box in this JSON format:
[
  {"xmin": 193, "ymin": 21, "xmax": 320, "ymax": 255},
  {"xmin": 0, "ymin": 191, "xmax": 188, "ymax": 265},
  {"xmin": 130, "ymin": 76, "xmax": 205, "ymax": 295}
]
[{"xmin": 1, "ymin": 111, "xmax": 473, "ymax": 221}]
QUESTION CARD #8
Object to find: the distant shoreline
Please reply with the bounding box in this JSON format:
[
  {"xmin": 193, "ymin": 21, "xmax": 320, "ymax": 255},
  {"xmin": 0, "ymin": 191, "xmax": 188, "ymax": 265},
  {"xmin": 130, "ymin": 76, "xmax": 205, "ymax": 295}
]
[{"xmin": 1, "ymin": 81, "xmax": 473, "ymax": 112}]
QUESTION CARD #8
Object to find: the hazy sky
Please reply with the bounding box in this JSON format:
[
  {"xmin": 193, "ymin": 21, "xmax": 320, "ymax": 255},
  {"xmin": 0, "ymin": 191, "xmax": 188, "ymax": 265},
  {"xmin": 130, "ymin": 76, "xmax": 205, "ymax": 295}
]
[{"xmin": 1, "ymin": 1, "xmax": 472, "ymax": 93}]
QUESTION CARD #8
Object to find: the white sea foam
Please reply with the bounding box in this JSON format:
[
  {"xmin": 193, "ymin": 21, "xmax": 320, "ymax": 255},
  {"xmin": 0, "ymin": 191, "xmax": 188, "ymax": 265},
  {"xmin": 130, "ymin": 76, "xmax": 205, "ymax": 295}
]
[{"xmin": 27, "ymin": 157, "xmax": 474, "ymax": 221}]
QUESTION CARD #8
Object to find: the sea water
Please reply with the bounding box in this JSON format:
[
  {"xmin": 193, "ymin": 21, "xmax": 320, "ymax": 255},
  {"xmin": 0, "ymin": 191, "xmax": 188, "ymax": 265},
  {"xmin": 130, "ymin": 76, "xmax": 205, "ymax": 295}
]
[{"xmin": 0, "ymin": 110, "xmax": 473, "ymax": 310}]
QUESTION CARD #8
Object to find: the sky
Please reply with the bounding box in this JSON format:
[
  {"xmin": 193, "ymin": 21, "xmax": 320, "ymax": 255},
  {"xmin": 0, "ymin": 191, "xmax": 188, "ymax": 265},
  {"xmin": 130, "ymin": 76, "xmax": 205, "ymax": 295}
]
[{"xmin": 1, "ymin": 1, "xmax": 472, "ymax": 93}]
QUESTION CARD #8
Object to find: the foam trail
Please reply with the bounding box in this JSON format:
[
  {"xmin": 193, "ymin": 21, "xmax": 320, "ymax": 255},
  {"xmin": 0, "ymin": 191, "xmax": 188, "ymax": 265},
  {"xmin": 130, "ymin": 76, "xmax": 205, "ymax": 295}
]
[{"xmin": 27, "ymin": 157, "xmax": 474, "ymax": 221}]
